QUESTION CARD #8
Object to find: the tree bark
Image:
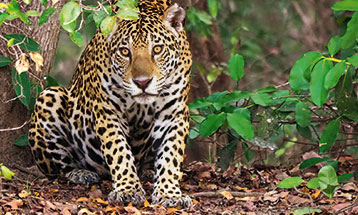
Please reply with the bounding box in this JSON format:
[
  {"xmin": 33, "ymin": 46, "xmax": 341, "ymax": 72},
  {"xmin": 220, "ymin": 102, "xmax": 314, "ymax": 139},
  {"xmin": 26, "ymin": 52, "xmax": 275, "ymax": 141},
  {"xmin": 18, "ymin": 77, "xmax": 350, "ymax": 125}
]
[{"xmin": 0, "ymin": 0, "xmax": 65, "ymax": 168}]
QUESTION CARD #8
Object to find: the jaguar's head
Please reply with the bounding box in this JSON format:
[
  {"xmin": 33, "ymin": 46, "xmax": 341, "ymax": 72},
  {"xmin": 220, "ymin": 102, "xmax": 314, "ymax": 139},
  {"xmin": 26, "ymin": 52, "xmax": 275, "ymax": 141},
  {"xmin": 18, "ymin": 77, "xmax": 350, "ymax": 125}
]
[{"xmin": 108, "ymin": 2, "xmax": 187, "ymax": 104}]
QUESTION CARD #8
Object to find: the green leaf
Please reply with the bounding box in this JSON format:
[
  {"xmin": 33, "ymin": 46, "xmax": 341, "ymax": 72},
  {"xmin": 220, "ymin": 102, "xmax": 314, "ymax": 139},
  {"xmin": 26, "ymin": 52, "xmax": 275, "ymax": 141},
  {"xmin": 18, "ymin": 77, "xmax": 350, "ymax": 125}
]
[
  {"xmin": 0, "ymin": 12, "xmax": 9, "ymax": 26},
  {"xmin": 335, "ymin": 69, "xmax": 358, "ymax": 121},
  {"xmin": 289, "ymin": 52, "xmax": 322, "ymax": 91},
  {"xmin": 40, "ymin": 0, "xmax": 47, "ymax": 6},
  {"xmin": 306, "ymin": 177, "xmax": 320, "ymax": 189},
  {"xmin": 340, "ymin": 12, "xmax": 358, "ymax": 49},
  {"xmin": 310, "ymin": 60, "xmax": 332, "ymax": 106},
  {"xmin": 0, "ymin": 55, "xmax": 13, "ymax": 67},
  {"xmin": 116, "ymin": 7, "xmax": 139, "ymax": 20},
  {"xmin": 196, "ymin": 10, "xmax": 212, "ymax": 25},
  {"xmin": 328, "ymin": 35, "xmax": 340, "ymax": 56},
  {"xmin": 338, "ymin": 173, "xmax": 353, "ymax": 182},
  {"xmin": 295, "ymin": 102, "xmax": 311, "ymax": 127},
  {"xmin": 69, "ymin": 31, "xmax": 83, "ymax": 47},
  {"xmin": 207, "ymin": 91, "xmax": 227, "ymax": 103},
  {"xmin": 93, "ymin": 10, "xmax": 107, "ymax": 27},
  {"xmin": 347, "ymin": 55, "xmax": 358, "ymax": 67},
  {"xmin": 59, "ymin": 1, "xmax": 81, "ymax": 25},
  {"xmin": 227, "ymin": 112, "xmax": 254, "ymax": 140},
  {"xmin": 208, "ymin": 0, "xmax": 220, "ymax": 18},
  {"xmin": 217, "ymin": 141, "xmax": 237, "ymax": 171},
  {"xmin": 242, "ymin": 142, "xmax": 254, "ymax": 162},
  {"xmin": 61, "ymin": 20, "xmax": 76, "ymax": 33},
  {"xmin": 188, "ymin": 128, "xmax": 199, "ymax": 139},
  {"xmin": 220, "ymin": 91, "xmax": 251, "ymax": 104},
  {"xmin": 100, "ymin": 16, "xmax": 116, "ymax": 36},
  {"xmin": 270, "ymin": 90, "xmax": 290, "ymax": 105},
  {"xmin": 14, "ymin": 72, "xmax": 31, "ymax": 108},
  {"xmin": 189, "ymin": 97, "xmax": 210, "ymax": 109},
  {"xmin": 293, "ymin": 207, "xmax": 322, "ymax": 215},
  {"xmin": 199, "ymin": 113, "xmax": 226, "ymax": 137},
  {"xmin": 324, "ymin": 61, "xmax": 346, "ymax": 90},
  {"xmin": 45, "ymin": 75, "xmax": 59, "ymax": 88},
  {"xmin": 13, "ymin": 133, "xmax": 29, "ymax": 146},
  {"xmin": 299, "ymin": 157, "xmax": 331, "ymax": 169},
  {"xmin": 332, "ymin": 0, "xmax": 358, "ymax": 11},
  {"xmin": 1, "ymin": 165, "xmax": 15, "ymax": 180},
  {"xmin": 296, "ymin": 125, "xmax": 312, "ymax": 140},
  {"xmin": 320, "ymin": 119, "xmax": 340, "ymax": 153},
  {"xmin": 3, "ymin": 34, "xmax": 41, "ymax": 52},
  {"xmin": 22, "ymin": 0, "xmax": 31, "ymax": 4},
  {"xmin": 251, "ymin": 93, "xmax": 272, "ymax": 107},
  {"xmin": 115, "ymin": 0, "xmax": 137, "ymax": 8},
  {"xmin": 228, "ymin": 54, "xmax": 245, "ymax": 82},
  {"xmin": 277, "ymin": 177, "xmax": 304, "ymax": 189},
  {"xmin": 318, "ymin": 165, "xmax": 338, "ymax": 198},
  {"xmin": 39, "ymin": 7, "xmax": 57, "ymax": 26},
  {"xmin": 25, "ymin": 10, "xmax": 40, "ymax": 17}
]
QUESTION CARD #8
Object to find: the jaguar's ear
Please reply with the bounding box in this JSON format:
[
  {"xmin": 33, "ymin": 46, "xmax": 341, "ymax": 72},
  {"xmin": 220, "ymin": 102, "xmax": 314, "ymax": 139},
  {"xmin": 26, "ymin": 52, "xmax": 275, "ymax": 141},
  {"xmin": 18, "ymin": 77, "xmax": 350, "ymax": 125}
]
[{"xmin": 163, "ymin": 3, "xmax": 185, "ymax": 37}]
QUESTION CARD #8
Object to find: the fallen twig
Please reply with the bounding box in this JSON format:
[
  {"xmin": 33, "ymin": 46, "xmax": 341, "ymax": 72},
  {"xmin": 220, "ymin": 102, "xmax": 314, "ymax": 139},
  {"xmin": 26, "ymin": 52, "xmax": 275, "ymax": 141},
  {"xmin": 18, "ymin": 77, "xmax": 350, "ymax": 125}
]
[
  {"xmin": 334, "ymin": 202, "xmax": 358, "ymax": 215},
  {"xmin": 190, "ymin": 190, "xmax": 264, "ymax": 198}
]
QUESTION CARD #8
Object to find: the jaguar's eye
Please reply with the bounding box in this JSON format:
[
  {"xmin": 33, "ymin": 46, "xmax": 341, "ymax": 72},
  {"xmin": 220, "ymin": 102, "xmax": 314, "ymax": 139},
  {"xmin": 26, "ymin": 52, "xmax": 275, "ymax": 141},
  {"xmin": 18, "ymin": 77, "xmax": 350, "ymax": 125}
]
[
  {"xmin": 152, "ymin": 45, "xmax": 163, "ymax": 55},
  {"xmin": 119, "ymin": 48, "xmax": 131, "ymax": 57}
]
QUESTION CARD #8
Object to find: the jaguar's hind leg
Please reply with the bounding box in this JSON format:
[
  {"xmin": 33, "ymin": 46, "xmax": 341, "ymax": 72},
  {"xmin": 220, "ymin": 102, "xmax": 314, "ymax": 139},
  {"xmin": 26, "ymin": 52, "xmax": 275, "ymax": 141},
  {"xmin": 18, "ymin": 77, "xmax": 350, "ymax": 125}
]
[{"xmin": 29, "ymin": 87, "xmax": 98, "ymax": 184}]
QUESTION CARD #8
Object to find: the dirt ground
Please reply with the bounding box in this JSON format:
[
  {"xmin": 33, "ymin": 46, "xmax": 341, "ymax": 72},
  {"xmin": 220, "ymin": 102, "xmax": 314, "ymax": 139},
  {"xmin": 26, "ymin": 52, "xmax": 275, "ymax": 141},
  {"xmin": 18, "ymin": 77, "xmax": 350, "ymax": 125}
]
[{"xmin": 1, "ymin": 161, "xmax": 358, "ymax": 215}]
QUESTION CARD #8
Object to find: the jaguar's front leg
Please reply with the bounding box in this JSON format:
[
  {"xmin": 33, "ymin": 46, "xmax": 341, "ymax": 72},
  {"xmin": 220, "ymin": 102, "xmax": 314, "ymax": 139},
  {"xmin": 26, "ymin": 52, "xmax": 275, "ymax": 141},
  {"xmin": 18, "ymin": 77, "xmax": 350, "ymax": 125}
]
[
  {"xmin": 151, "ymin": 111, "xmax": 192, "ymax": 209},
  {"xmin": 95, "ymin": 114, "xmax": 145, "ymax": 206}
]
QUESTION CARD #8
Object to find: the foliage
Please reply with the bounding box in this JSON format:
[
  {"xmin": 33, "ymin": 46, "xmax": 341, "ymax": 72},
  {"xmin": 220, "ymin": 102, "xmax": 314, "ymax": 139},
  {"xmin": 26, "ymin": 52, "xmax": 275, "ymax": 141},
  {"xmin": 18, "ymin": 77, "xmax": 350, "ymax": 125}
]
[{"xmin": 187, "ymin": 0, "xmax": 358, "ymax": 203}]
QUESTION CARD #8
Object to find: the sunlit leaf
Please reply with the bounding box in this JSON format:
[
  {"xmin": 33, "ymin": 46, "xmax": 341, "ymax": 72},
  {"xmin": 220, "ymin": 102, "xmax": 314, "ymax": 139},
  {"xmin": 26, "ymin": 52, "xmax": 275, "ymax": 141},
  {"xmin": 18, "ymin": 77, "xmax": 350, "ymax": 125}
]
[
  {"xmin": 228, "ymin": 54, "xmax": 245, "ymax": 82},
  {"xmin": 318, "ymin": 165, "xmax": 338, "ymax": 198},
  {"xmin": 332, "ymin": 0, "xmax": 358, "ymax": 11},
  {"xmin": 0, "ymin": 12, "xmax": 9, "ymax": 26},
  {"xmin": 25, "ymin": 10, "xmax": 39, "ymax": 17},
  {"xmin": 306, "ymin": 177, "xmax": 320, "ymax": 189},
  {"xmin": 227, "ymin": 111, "xmax": 254, "ymax": 140},
  {"xmin": 277, "ymin": 177, "xmax": 303, "ymax": 189},
  {"xmin": 100, "ymin": 16, "xmax": 116, "ymax": 36},
  {"xmin": 324, "ymin": 61, "xmax": 346, "ymax": 90},
  {"xmin": 59, "ymin": 1, "xmax": 81, "ymax": 25},
  {"xmin": 1, "ymin": 165, "xmax": 15, "ymax": 179}
]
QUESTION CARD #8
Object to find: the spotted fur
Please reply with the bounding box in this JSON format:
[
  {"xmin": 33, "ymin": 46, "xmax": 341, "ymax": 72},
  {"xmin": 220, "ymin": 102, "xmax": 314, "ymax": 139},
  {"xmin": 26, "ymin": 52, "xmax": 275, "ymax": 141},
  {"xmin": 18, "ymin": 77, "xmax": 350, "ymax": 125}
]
[{"xmin": 28, "ymin": 0, "xmax": 192, "ymax": 208}]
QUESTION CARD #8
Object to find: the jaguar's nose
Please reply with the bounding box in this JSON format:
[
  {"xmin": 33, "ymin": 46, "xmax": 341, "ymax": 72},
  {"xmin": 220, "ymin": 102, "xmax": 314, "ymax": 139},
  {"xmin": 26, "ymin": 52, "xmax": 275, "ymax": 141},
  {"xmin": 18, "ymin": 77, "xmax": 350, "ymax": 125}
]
[{"xmin": 133, "ymin": 77, "xmax": 152, "ymax": 90}]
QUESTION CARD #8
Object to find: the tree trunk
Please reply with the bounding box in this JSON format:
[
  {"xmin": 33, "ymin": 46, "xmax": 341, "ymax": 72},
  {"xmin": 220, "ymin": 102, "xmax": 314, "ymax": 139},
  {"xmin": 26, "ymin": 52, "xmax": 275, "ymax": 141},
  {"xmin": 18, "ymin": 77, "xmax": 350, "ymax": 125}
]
[{"xmin": 0, "ymin": 0, "xmax": 65, "ymax": 168}]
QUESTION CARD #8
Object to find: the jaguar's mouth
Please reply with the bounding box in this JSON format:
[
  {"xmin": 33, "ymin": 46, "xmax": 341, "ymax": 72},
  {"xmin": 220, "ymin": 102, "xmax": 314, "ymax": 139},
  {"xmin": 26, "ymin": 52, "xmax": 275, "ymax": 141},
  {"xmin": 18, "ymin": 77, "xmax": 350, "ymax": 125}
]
[
  {"xmin": 133, "ymin": 93, "xmax": 158, "ymax": 104},
  {"xmin": 133, "ymin": 93, "xmax": 159, "ymax": 97}
]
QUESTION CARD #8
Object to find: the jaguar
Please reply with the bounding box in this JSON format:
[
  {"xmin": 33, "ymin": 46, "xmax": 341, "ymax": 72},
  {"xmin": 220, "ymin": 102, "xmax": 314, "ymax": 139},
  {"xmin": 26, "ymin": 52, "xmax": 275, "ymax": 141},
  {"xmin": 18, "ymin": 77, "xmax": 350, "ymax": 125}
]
[{"xmin": 28, "ymin": 0, "xmax": 192, "ymax": 208}]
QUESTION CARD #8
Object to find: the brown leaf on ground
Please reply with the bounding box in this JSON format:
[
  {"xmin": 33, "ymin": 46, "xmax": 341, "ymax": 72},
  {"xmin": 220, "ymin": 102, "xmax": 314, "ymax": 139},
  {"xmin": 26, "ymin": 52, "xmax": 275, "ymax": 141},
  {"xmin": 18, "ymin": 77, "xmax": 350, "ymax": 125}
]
[
  {"xmin": 5, "ymin": 199, "xmax": 23, "ymax": 209},
  {"xmin": 220, "ymin": 191, "xmax": 234, "ymax": 200}
]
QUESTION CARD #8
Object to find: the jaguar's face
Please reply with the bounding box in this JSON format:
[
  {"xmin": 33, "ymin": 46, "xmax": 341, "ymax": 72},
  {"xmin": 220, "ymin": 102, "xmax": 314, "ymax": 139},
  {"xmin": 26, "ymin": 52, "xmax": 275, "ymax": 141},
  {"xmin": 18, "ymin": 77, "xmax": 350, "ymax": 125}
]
[{"xmin": 108, "ymin": 4, "xmax": 186, "ymax": 104}]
